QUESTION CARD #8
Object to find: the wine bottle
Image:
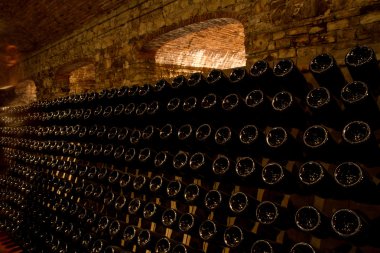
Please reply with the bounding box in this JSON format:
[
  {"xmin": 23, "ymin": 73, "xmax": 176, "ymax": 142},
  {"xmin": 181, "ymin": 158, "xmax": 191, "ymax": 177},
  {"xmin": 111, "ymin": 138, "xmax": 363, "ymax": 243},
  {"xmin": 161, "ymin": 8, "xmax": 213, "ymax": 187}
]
[
  {"xmin": 214, "ymin": 126, "xmax": 233, "ymax": 146},
  {"xmin": 302, "ymin": 124, "xmax": 336, "ymax": 160},
  {"xmin": 119, "ymin": 172, "xmax": 133, "ymax": 190},
  {"xmin": 239, "ymin": 124, "xmax": 264, "ymax": 152},
  {"xmin": 229, "ymin": 67, "xmax": 253, "ymax": 94},
  {"xmin": 114, "ymin": 195, "xmax": 128, "ymax": 213},
  {"xmin": 331, "ymin": 208, "xmax": 367, "ymax": 242},
  {"xmin": 172, "ymin": 151, "xmax": 189, "ymax": 171},
  {"xmin": 250, "ymin": 239, "xmax": 283, "ymax": 253},
  {"xmin": 124, "ymin": 102, "xmax": 136, "ymax": 121},
  {"xmin": 127, "ymin": 198, "xmax": 144, "ymax": 216},
  {"xmin": 235, "ymin": 156, "xmax": 259, "ymax": 180},
  {"xmin": 294, "ymin": 205, "xmax": 330, "ymax": 238},
  {"xmin": 221, "ymin": 93, "xmax": 242, "ymax": 114},
  {"xmin": 108, "ymin": 219, "xmax": 124, "ymax": 241},
  {"xmin": 143, "ymin": 202, "xmax": 164, "ymax": 221},
  {"xmin": 255, "ymin": 201, "xmax": 292, "ymax": 229},
  {"xmin": 306, "ymin": 87, "xmax": 342, "ymax": 127},
  {"xmin": 159, "ymin": 123, "xmax": 175, "ymax": 143},
  {"xmin": 96, "ymin": 216, "xmax": 111, "ymax": 235},
  {"xmin": 187, "ymin": 72, "xmax": 207, "ymax": 95},
  {"xmin": 178, "ymin": 212, "xmax": 197, "ymax": 234},
  {"xmin": 333, "ymin": 162, "xmax": 378, "ymax": 203},
  {"xmin": 341, "ymin": 121, "xmax": 379, "ymax": 161},
  {"xmin": 273, "ymin": 59, "xmax": 309, "ymax": 97},
  {"xmin": 172, "ymin": 243, "xmax": 201, "ymax": 253},
  {"xmin": 124, "ymin": 147, "xmax": 137, "ymax": 165},
  {"xmin": 206, "ymin": 69, "xmax": 230, "ymax": 95},
  {"xmin": 155, "ymin": 237, "xmax": 173, "ymax": 253},
  {"xmin": 297, "ymin": 161, "xmax": 333, "ymax": 198},
  {"xmin": 340, "ymin": 81, "xmax": 379, "ymax": 121},
  {"xmin": 195, "ymin": 123, "xmax": 213, "ymax": 146},
  {"xmin": 345, "ymin": 45, "xmax": 380, "ymax": 91},
  {"xmin": 172, "ymin": 75, "xmax": 188, "ymax": 96},
  {"xmin": 116, "ymin": 86, "xmax": 128, "ymax": 101},
  {"xmin": 265, "ymin": 126, "xmax": 300, "ymax": 159},
  {"xmin": 129, "ymin": 128, "xmax": 141, "ymax": 146},
  {"xmin": 228, "ymin": 191, "xmax": 259, "ymax": 218},
  {"xmin": 261, "ymin": 162, "xmax": 295, "ymax": 192},
  {"xmin": 244, "ymin": 89, "xmax": 271, "ymax": 124},
  {"xmin": 136, "ymin": 229, "xmax": 154, "ymax": 250},
  {"xmin": 138, "ymin": 83, "xmax": 153, "ymax": 101},
  {"xmin": 183, "ymin": 183, "xmax": 204, "ymax": 205},
  {"xmin": 198, "ymin": 219, "xmax": 218, "ymax": 242},
  {"xmin": 200, "ymin": 93, "xmax": 219, "ymax": 116},
  {"xmin": 189, "ymin": 152, "xmax": 211, "ymax": 173},
  {"xmin": 123, "ymin": 225, "xmax": 138, "ymax": 245},
  {"xmin": 132, "ymin": 175, "xmax": 148, "ymax": 192},
  {"xmin": 166, "ymin": 97, "xmax": 182, "ymax": 118},
  {"xmin": 141, "ymin": 125, "xmax": 157, "ymax": 145},
  {"xmin": 182, "ymin": 96, "xmax": 199, "ymax": 114},
  {"xmin": 177, "ymin": 124, "xmax": 193, "ymax": 146},
  {"xmin": 104, "ymin": 245, "xmax": 126, "ymax": 253},
  {"xmin": 117, "ymin": 127, "xmax": 130, "ymax": 142},
  {"xmin": 108, "ymin": 169, "xmax": 121, "ymax": 188},
  {"xmin": 154, "ymin": 151, "xmax": 172, "ymax": 169},
  {"xmin": 166, "ymin": 179, "xmax": 183, "ymax": 199},
  {"xmin": 249, "ymin": 60, "xmax": 275, "ymax": 95},
  {"xmin": 161, "ymin": 208, "xmax": 178, "ymax": 228},
  {"xmin": 223, "ymin": 225, "xmax": 244, "ymax": 248},
  {"xmin": 138, "ymin": 148, "xmax": 156, "ymax": 166},
  {"xmin": 289, "ymin": 242, "xmax": 316, "ymax": 253},
  {"xmin": 212, "ymin": 154, "xmax": 232, "ymax": 177},
  {"xmin": 204, "ymin": 190, "xmax": 224, "ymax": 212},
  {"xmin": 271, "ymin": 91, "xmax": 305, "ymax": 126},
  {"xmin": 309, "ymin": 53, "xmax": 346, "ymax": 95},
  {"xmin": 153, "ymin": 79, "xmax": 172, "ymax": 102}
]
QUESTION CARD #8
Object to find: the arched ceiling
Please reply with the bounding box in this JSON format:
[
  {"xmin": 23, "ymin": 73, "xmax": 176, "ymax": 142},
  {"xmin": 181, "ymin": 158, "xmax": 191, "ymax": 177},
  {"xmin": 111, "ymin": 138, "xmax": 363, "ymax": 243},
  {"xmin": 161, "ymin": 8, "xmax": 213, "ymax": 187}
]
[
  {"xmin": 0, "ymin": 0, "xmax": 126, "ymax": 52},
  {"xmin": 145, "ymin": 18, "xmax": 246, "ymax": 69}
]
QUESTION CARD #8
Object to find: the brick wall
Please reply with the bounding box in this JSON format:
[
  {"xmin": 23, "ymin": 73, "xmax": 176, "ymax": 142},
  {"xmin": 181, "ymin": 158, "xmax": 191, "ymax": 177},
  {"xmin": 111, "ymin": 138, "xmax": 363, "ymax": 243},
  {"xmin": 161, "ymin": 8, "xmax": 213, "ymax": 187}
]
[{"xmin": 18, "ymin": 0, "xmax": 380, "ymax": 99}]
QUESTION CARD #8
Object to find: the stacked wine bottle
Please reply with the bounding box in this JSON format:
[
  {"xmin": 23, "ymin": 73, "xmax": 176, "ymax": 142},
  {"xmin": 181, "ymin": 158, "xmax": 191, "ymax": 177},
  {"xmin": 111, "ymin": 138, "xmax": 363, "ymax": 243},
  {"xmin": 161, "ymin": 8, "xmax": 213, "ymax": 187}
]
[{"xmin": 1, "ymin": 45, "xmax": 380, "ymax": 253}]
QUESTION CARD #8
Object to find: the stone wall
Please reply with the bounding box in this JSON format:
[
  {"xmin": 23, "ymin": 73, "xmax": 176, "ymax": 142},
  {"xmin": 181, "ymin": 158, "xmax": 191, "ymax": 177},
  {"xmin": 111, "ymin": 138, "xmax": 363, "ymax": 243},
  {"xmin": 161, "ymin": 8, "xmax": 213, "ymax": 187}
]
[{"xmin": 17, "ymin": 0, "xmax": 380, "ymax": 99}]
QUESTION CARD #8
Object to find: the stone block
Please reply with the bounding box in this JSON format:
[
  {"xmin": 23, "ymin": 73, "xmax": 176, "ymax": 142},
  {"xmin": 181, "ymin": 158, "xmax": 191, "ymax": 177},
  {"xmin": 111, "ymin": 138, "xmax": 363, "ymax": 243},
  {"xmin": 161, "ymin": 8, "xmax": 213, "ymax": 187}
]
[
  {"xmin": 287, "ymin": 26, "xmax": 308, "ymax": 36},
  {"xmin": 310, "ymin": 32, "xmax": 336, "ymax": 44},
  {"xmin": 221, "ymin": 0, "xmax": 236, "ymax": 8},
  {"xmin": 325, "ymin": 32, "xmax": 337, "ymax": 43},
  {"xmin": 309, "ymin": 26, "xmax": 325, "ymax": 34},
  {"xmin": 275, "ymin": 38, "xmax": 291, "ymax": 49},
  {"xmin": 297, "ymin": 47, "xmax": 317, "ymax": 71},
  {"xmin": 250, "ymin": 33, "xmax": 270, "ymax": 53},
  {"xmin": 337, "ymin": 29, "xmax": 356, "ymax": 41},
  {"xmin": 273, "ymin": 31, "xmax": 285, "ymax": 40},
  {"xmin": 268, "ymin": 41, "xmax": 275, "ymax": 51},
  {"xmin": 294, "ymin": 34, "xmax": 310, "ymax": 46},
  {"xmin": 205, "ymin": 0, "xmax": 221, "ymax": 11},
  {"xmin": 270, "ymin": 51, "xmax": 279, "ymax": 59},
  {"xmin": 278, "ymin": 48, "xmax": 296, "ymax": 58},
  {"xmin": 327, "ymin": 19, "xmax": 349, "ymax": 31},
  {"xmin": 360, "ymin": 11, "xmax": 380, "ymax": 24}
]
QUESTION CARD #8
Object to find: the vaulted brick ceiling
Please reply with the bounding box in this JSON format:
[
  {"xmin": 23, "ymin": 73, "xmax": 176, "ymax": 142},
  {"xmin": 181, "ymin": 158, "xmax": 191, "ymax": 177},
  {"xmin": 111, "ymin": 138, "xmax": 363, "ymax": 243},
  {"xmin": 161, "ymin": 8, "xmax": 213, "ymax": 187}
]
[
  {"xmin": 145, "ymin": 18, "xmax": 246, "ymax": 69},
  {"xmin": 0, "ymin": 0, "xmax": 126, "ymax": 52}
]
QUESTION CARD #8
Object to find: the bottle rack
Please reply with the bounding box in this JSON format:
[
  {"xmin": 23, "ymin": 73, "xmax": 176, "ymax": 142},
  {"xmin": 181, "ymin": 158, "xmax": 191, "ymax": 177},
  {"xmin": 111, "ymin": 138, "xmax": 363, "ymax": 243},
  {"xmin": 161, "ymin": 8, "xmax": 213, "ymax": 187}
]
[{"xmin": 1, "ymin": 45, "xmax": 380, "ymax": 253}]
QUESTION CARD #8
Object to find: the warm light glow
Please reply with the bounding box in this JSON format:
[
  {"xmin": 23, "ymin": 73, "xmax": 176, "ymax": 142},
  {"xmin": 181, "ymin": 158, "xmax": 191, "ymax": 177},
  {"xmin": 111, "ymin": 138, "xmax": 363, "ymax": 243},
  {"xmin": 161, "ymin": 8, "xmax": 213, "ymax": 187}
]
[
  {"xmin": 154, "ymin": 19, "xmax": 246, "ymax": 69},
  {"xmin": 69, "ymin": 64, "xmax": 96, "ymax": 94}
]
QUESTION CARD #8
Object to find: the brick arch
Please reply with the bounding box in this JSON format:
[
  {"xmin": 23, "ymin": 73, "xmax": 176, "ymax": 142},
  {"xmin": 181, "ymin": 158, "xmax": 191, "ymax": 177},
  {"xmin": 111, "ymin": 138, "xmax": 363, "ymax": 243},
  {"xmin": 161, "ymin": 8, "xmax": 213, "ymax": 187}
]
[
  {"xmin": 55, "ymin": 58, "xmax": 94, "ymax": 77},
  {"xmin": 141, "ymin": 11, "xmax": 247, "ymax": 52},
  {"xmin": 54, "ymin": 59, "xmax": 96, "ymax": 95},
  {"xmin": 140, "ymin": 14, "xmax": 246, "ymax": 77}
]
